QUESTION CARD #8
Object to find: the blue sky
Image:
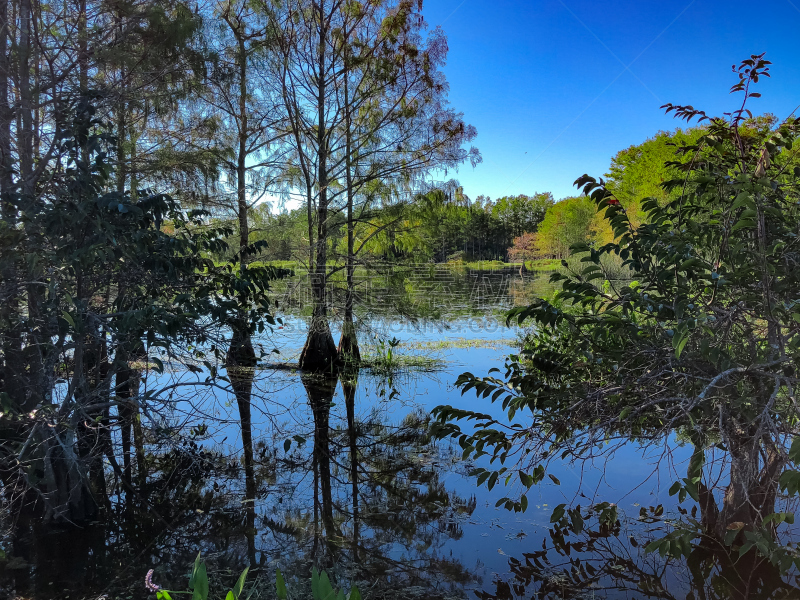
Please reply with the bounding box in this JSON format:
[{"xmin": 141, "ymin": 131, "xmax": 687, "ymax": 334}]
[{"xmin": 423, "ymin": 0, "xmax": 800, "ymax": 201}]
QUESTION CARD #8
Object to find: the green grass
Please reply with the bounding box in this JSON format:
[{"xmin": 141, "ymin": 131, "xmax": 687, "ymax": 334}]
[
  {"xmin": 359, "ymin": 353, "xmax": 446, "ymax": 373},
  {"xmin": 241, "ymin": 258, "xmax": 561, "ymax": 272},
  {"xmin": 525, "ymin": 258, "xmax": 562, "ymax": 271},
  {"xmin": 255, "ymin": 259, "xmax": 301, "ymax": 270},
  {"xmin": 404, "ymin": 337, "xmax": 518, "ymax": 351},
  {"xmin": 441, "ymin": 258, "xmax": 560, "ymax": 271}
]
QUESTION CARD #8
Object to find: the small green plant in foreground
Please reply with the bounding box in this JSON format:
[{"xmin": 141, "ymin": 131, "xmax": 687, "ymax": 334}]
[
  {"xmin": 375, "ymin": 336, "xmax": 400, "ymax": 369},
  {"xmin": 146, "ymin": 553, "xmax": 361, "ymax": 600}
]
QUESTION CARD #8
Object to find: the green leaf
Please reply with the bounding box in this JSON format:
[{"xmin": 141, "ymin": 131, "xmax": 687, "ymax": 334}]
[
  {"xmin": 348, "ymin": 585, "xmax": 362, "ymax": 600},
  {"xmin": 672, "ymin": 330, "xmax": 689, "ymax": 359},
  {"xmin": 569, "ymin": 508, "xmax": 584, "ymax": 533},
  {"xmin": 644, "ymin": 539, "xmax": 663, "ymax": 555},
  {"xmin": 276, "ymin": 569, "xmax": 287, "ymax": 600},
  {"xmin": 190, "ymin": 553, "xmax": 208, "ymax": 600},
  {"xmin": 232, "ymin": 567, "xmax": 248, "ymax": 600},
  {"xmin": 150, "ymin": 356, "xmax": 165, "ymax": 374},
  {"xmin": 61, "ymin": 311, "xmax": 76, "ymax": 328},
  {"xmin": 550, "ymin": 503, "xmax": 566, "ymax": 523},
  {"xmin": 311, "ymin": 568, "xmax": 320, "ymax": 599},
  {"xmin": 319, "ymin": 572, "xmax": 336, "ymax": 600},
  {"xmin": 789, "ymin": 438, "xmax": 800, "ymax": 463},
  {"xmin": 731, "ymin": 192, "xmax": 753, "ymax": 210}
]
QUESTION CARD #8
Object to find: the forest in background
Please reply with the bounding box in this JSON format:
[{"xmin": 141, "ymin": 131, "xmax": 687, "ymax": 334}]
[{"xmin": 246, "ymin": 120, "xmax": 781, "ymax": 270}]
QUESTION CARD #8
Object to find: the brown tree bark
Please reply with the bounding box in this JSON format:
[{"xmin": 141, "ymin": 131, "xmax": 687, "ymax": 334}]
[{"xmin": 337, "ymin": 40, "xmax": 359, "ymax": 366}]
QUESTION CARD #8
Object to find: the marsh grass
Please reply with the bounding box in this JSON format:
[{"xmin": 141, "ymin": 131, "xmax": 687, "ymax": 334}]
[
  {"xmin": 404, "ymin": 338, "xmax": 518, "ymax": 351},
  {"xmin": 360, "ymin": 353, "xmax": 446, "ymax": 373}
]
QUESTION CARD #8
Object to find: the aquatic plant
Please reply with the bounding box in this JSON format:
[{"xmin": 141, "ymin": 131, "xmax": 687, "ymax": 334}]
[{"xmin": 146, "ymin": 553, "xmax": 361, "ymax": 600}]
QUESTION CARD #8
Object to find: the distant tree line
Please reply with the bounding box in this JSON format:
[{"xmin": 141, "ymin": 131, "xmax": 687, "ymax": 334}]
[
  {"xmin": 251, "ymin": 123, "xmax": 754, "ymax": 268},
  {"xmin": 249, "ymin": 190, "xmax": 555, "ymax": 264}
]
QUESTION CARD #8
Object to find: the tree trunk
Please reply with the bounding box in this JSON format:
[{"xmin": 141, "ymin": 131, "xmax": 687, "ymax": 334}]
[
  {"xmin": 299, "ymin": 4, "xmax": 337, "ymax": 373},
  {"xmin": 116, "ymin": 349, "xmax": 145, "ymax": 508},
  {"xmin": 0, "ymin": 0, "xmax": 23, "ymax": 411},
  {"xmin": 337, "ymin": 44, "xmax": 359, "ymax": 366},
  {"xmin": 228, "ymin": 28, "xmax": 258, "ymax": 568},
  {"xmin": 227, "ymin": 329, "xmax": 258, "ymax": 568},
  {"xmin": 713, "ymin": 428, "xmax": 785, "ymax": 539},
  {"xmin": 18, "ymin": 0, "xmax": 47, "ymax": 411}
]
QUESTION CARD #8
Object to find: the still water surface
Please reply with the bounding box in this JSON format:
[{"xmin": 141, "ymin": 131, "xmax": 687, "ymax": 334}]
[{"xmin": 3, "ymin": 267, "xmax": 798, "ymax": 599}]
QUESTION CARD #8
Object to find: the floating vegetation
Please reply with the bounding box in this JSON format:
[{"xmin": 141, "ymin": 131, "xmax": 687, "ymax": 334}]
[
  {"xmin": 359, "ymin": 352, "xmax": 447, "ymax": 373},
  {"xmin": 404, "ymin": 337, "xmax": 518, "ymax": 351}
]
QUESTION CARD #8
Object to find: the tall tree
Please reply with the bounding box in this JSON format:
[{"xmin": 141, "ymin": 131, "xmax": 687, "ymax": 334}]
[
  {"xmin": 175, "ymin": 0, "xmax": 288, "ymax": 566},
  {"xmin": 272, "ymin": 0, "xmax": 478, "ymax": 371}
]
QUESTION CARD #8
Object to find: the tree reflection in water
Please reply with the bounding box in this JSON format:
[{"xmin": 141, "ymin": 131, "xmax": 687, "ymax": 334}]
[
  {"xmin": 267, "ymin": 371, "xmax": 478, "ymax": 598},
  {"xmin": 1, "ymin": 369, "xmax": 478, "ymax": 599},
  {"xmin": 476, "ymin": 511, "xmax": 800, "ymax": 600},
  {"xmin": 6, "ymin": 366, "xmax": 800, "ymax": 599}
]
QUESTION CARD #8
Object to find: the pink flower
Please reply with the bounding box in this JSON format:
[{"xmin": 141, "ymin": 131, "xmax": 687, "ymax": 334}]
[{"xmin": 145, "ymin": 569, "xmax": 161, "ymax": 592}]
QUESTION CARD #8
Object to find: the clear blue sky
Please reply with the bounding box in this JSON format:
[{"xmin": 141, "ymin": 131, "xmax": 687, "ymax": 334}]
[{"xmin": 423, "ymin": 0, "xmax": 800, "ymax": 201}]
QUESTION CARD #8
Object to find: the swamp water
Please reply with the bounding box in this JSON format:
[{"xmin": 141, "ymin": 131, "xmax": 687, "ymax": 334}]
[{"xmin": 2, "ymin": 267, "xmax": 799, "ymax": 599}]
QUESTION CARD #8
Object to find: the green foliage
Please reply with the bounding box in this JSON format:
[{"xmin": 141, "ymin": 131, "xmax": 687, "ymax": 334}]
[
  {"xmin": 605, "ymin": 127, "xmax": 706, "ymax": 209},
  {"xmin": 310, "ymin": 568, "xmax": 361, "ymax": 600},
  {"xmin": 432, "ymin": 54, "xmax": 800, "ymax": 571},
  {"xmin": 0, "ymin": 101, "xmax": 289, "ymax": 520},
  {"xmin": 365, "ymin": 189, "xmax": 554, "ymax": 263},
  {"xmin": 374, "ymin": 336, "xmax": 400, "ymax": 370},
  {"xmin": 534, "ymin": 195, "xmax": 596, "ymax": 259},
  {"xmin": 152, "ymin": 554, "xmax": 360, "ymax": 600}
]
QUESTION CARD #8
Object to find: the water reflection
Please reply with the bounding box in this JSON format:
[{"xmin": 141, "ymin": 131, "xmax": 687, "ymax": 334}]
[
  {"xmin": 266, "ymin": 370, "xmax": 477, "ymax": 596},
  {"xmin": 476, "ymin": 515, "xmax": 800, "ymax": 600},
  {"xmin": 3, "ymin": 259, "xmax": 799, "ymax": 599},
  {"xmin": 1, "ymin": 367, "xmax": 478, "ymax": 599},
  {"xmin": 273, "ymin": 264, "xmax": 557, "ymax": 322}
]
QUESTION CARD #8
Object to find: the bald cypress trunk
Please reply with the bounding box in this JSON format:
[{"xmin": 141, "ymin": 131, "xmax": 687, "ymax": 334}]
[
  {"xmin": 226, "ymin": 28, "xmax": 258, "ymax": 568},
  {"xmin": 341, "ymin": 369, "xmax": 359, "ymax": 562},
  {"xmin": 337, "ymin": 42, "xmax": 359, "ymax": 366},
  {"xmin": 299, "ymin": 1, "xmax": 337, "ymax": 374}
]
